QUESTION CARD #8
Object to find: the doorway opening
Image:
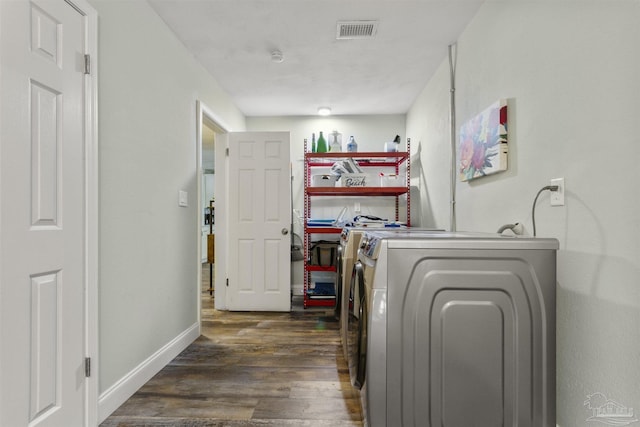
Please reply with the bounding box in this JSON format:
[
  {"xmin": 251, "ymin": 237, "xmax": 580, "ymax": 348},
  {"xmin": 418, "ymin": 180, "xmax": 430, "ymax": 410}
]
[{"xmin": 196, "ymin": 101, "xmax": 229, "ymax": 321}]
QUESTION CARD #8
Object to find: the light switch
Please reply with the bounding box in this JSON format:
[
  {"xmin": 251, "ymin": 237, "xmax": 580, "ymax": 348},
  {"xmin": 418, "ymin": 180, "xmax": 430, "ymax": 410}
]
[{"xmin": 179, "ymin": 190, "xmax": 188, "ymax": 207}]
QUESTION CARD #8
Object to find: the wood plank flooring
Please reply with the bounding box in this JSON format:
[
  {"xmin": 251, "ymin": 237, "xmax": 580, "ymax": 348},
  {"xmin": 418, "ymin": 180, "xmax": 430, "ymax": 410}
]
[{"xmin": 101, "ymin": 265, "xmax": 363, "ymax": 426}]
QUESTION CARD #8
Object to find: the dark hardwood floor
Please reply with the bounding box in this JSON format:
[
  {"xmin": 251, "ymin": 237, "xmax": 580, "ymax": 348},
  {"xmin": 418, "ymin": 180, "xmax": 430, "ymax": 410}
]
[{"xmin": 100, "ymin": 264, "xmax": 363, "ymax": 426}]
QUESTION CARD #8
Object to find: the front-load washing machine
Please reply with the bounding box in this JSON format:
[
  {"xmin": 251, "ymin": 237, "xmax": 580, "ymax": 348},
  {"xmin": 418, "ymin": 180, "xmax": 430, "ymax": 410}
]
[
  {"xmin": 347, "ymin": 230, "xmax": 558, "ymax": 427},
  {"xmin": 340, "ymin": 227, "xmax": 434, "ymax": 361},
  {"xmin": 347, "ymin": 229, "xmax": 436, "ymax": 421},
  {"xmin": 345, "ymin": 228, "xmax": 441, "ymax": 383}
]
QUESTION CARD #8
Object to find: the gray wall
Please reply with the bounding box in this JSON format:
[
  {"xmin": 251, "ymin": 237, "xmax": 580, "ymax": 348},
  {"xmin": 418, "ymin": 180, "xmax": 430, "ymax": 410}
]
[
  {"xmin": 90, "ymin": 0, "xmax": 245, "ymax": 394},
  {"xmin": 406, "ymin": 1, "xmax": 640, "ymax": 425},
  {"xmin": 87, "ymin": 0, "xmax": 639, "ymax": 423}
]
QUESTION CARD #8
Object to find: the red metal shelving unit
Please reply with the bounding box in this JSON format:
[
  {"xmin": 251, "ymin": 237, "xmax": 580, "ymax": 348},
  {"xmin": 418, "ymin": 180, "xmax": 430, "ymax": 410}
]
[{"xmin": 302, "ymin": 139, "xmax": 411, "ymax": 308}]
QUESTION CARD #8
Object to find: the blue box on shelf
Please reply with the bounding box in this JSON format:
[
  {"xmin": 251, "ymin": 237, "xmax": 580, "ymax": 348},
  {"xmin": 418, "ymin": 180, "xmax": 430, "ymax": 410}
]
[
  {"xmin": 307, "ymin": 219, "xmax": 335, "ymax": 227},
  {"xmin": 308, "ymin": 282, "xmax": 335, "ymax": 297}
]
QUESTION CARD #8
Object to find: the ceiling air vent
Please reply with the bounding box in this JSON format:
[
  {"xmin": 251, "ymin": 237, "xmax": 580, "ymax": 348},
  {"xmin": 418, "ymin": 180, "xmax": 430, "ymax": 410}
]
[{"xmin": 336, "ymin": 20, "xmax": 378, "ymax": 40}]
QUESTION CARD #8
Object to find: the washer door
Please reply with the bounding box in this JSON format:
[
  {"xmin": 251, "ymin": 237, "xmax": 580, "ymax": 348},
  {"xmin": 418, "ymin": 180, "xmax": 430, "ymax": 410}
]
[
  {"xmin": 334, "ymin": 244, "xmax": 344, "ymax": 319},
  {"xmin": 347, "ymin": 261, "xmax": 367, "ymax": 389}
]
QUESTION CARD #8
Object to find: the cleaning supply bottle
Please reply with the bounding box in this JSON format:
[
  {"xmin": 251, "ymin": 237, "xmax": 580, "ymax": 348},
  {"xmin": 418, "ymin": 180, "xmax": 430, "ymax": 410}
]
[
  {"xmin": 311, "ymin": 133, "xmax": 316, "ymax": 153},
  {"xmin": 329, "ymin": 130, "xmax": 342, "ymax": 152},
  {"xmin": 384, "ymin": 135, "xmax": 401, "ymax": 152},
  {"xmin": 316, "ymin": 131, "xmax": 327, "ymax": 153},
  {"xmin": 346, "ymin": 135, "xmax": 358, "ymax": 152}
]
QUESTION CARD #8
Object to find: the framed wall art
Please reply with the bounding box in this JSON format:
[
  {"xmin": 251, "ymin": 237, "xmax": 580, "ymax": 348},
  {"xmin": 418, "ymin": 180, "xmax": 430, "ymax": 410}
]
[{"xmin": 459, "ymin": 99, "xmax": 508, "ymax": 181}]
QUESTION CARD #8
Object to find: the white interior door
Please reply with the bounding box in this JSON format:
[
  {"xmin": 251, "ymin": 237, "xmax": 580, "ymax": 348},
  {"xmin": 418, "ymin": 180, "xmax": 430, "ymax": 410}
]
[
  {"xmin": 0, "ymin": 0, "xmax": 94, "ymax": 425},
  {"xmin": 227, "ymin": 132, "xmax": 291, "ymax": 311}
]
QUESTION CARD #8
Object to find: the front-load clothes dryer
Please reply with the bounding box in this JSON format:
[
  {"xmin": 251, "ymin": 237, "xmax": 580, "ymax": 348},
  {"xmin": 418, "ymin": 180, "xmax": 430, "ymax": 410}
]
[
  {"xmin": 334, "ymin": 238, "xmax": 344, "ymax": 320},
  {"xmin": 346, "ymin": 234, "xmax": 373, "ymax": 390},
  {"xmin": 348, "ymin": 230, "xmax": 558, "ymax": 427},
  {"xmin": 337, "ymin": 227, "xmax": 366, "ymax": 360},
  {"xmin": 341, "ymin": 227, "xmax": 437, "ymax": 361}
]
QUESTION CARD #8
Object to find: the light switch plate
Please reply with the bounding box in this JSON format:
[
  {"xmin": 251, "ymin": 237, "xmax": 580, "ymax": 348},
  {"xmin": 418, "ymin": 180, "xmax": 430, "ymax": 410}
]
[{"xmin": 179, "ymin": 190, "xmax": 188, "ymax": 207}]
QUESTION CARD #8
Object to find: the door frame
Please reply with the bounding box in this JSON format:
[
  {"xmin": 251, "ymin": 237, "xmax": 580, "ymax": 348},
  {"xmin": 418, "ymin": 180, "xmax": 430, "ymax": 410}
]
[
  {"xmin": 74, "ymin": 0, "xmax": 99, "ymax": 424},
  {"xmin": 196, "ymin": 101, "xmax": 231, "ymax": 314}
]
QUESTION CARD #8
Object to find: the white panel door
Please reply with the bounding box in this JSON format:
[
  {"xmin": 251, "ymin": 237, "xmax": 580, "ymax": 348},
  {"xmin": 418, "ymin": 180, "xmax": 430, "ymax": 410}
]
[
  {"xmin": 0, "ymin": 1, "xmax": 90, "ymax": 425},
  {"xmin": 227, "ymin": 132, "xmax": 291, "ymax": 311}
]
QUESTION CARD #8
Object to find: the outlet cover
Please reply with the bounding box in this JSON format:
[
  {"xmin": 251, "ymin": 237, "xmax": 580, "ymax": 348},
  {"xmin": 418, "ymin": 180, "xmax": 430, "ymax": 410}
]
[{"xmin": 550, "ymin": 178, "xmax": 564, "ymax": 206}]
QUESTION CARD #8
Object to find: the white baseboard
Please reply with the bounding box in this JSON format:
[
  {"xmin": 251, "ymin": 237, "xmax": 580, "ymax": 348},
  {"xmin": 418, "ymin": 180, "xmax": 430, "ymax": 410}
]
[{"xmin": 97, "ymin": 322, "xmax": 200, "ymax": 423}]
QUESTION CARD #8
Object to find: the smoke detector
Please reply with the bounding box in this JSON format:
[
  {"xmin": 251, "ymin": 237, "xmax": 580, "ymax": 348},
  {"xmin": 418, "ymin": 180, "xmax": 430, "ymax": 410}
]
[
  {"xmin": 336, "ymin": 20, "xmax": 378, "ymax": 40},
  {"xmin": 271, "ymin": 50, "xmax": 284, "ymax": 63}
]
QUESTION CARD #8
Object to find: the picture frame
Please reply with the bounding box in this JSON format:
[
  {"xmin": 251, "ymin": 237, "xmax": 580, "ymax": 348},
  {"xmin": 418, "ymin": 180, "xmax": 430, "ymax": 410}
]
[{"xmin": 459, "ymin": 99, "xmax": 508, "ymax": 181}]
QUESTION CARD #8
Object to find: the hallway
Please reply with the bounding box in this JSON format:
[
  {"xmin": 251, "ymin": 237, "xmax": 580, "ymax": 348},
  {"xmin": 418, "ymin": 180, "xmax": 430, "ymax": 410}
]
[{"xmin": 100, "ymin": 267, "xmax": 362, "ymax": 426}]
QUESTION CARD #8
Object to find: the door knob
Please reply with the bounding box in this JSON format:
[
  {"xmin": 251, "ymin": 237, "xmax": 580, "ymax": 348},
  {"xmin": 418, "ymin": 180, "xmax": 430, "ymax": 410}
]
[{"xmin": 281, "ymin": 228, "xmax": 289, "ymax": 235}]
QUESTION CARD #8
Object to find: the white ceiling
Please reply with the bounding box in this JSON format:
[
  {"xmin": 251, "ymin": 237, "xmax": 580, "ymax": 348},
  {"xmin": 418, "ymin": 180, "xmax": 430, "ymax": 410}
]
[{"xmin": 148, "ymin": 0, "xmax": 485, "ymax": 117}]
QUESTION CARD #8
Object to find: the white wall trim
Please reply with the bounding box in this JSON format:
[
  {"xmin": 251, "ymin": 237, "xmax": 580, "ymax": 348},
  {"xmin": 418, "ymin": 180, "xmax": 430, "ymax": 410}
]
[
  {"xmin": 197, "ymin": 101, "xmax": 230, "ymax": 311},
  {"xmin": 75, "ymin": 0, "xmax": 100, "ymax": 425},
  {"xmin": 214, "ymin": 133, "xmax": 228, "ymax": 310},
  {"xmin": 97, "ymin": 322, "xmax": 200, "ymax": 423}
]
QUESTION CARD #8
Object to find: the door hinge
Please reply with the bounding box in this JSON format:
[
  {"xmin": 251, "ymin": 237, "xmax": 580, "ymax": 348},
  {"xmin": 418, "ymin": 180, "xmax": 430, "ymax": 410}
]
[
  {"xmin": 226, "ymin": 278, "xmax": 229, "ymax": 287},
  {"xmin": 84, "ymin": 357, "xmax": 91, "ymax": 377},
  {"xmin": 225, "ymin": 147, "xmax": 229, "ymax": 157},
  {"xmin": 84, "ymin": 54, "xmax": 91, "ymax": 75}
]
